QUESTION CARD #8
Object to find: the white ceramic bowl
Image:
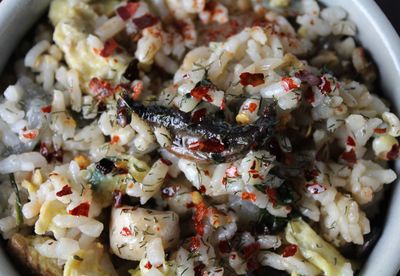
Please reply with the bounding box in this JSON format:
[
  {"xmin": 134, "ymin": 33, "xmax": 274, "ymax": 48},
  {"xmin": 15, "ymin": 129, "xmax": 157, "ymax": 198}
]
[{"xmin": 0, "ymin": 0, "xmax": 399, "ymax": 275}]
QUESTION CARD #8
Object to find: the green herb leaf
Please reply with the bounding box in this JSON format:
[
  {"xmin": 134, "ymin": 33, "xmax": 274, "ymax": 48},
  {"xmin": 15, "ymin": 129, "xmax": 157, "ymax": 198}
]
[
  {"xmin": 73, "ymin": 255, "xmax": 84, "ymax": 261},
  {"xmin": 9, "ymin": 174, "xmax": 23, "ymax": 226}
]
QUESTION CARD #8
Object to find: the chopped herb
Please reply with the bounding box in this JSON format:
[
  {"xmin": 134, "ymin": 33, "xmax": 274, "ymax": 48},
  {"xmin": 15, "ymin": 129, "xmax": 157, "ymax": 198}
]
[
  {"xmin": 9, "ymin": 174, "xmax": 23, "ymax": 226},
  {"xmin": 73, "ymin": 255, "xmax": 84, "ymax": 261},
  {"xmin": 132, "ymin": 163, "xmax": 146, "ymax": 172},
  {"xmin": 180, "ymin": 267, "xmax": 189, "ymax": 275}
]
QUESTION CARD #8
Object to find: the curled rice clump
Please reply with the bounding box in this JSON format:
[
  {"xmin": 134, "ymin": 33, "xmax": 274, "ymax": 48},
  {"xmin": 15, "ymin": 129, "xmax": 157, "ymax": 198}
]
[{"xmin": 0, "ymin": 0, "xmax": 398, "ymax": 275}]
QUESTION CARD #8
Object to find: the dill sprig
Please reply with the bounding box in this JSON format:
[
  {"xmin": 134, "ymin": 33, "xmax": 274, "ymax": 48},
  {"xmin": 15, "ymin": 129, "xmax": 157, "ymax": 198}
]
[{"xmin": 9, "ymin": 173, "xmax": 23, "ymax": 226}]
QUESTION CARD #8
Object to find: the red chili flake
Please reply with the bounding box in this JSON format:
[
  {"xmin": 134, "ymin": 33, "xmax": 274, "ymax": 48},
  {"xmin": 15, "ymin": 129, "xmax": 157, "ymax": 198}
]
[
  {"xmin": 190, "ymin": 86, "xmax": 212, "ymax": 102},
  {"xmin": 193, "ymin": 202, "xmax": 208, "ymax": 236},
  {"xmin": 282, "ymin": 77, "xmax": 300, "ymax": 92},
  {"xmin": 282, "ymin": 244, "xmax": 298, "ymax": 257},
  {"xmin": 41, "ymin": 105, "xmax": 52, "ymax": 113},
  {"xmin": 341, "ymin": 148, "xmax": 357, "ymax": 165},
  {"xmin": 191, "ymin": 108, "xmax": 207, "ymax": 124},
  {"xmin": 265, "ymin": 187, "xmax": 278, "ymax": 206},
  {"xmin": 188, "ymin": 138, "xmax": 225, "ymax": 153},
  {"xmin": 68, "ymin": 202, "xmax": 90, "ymax": 217},
  {"xmin": 204, "ymin": 1, "xmax": 217, "ymax": 11},
  {"xmin": 346, "ymin": 136, "xmax": 356, "ymax": 147},
  {"xmin": 242, "ymin": 192, "xmax": 257, "ymax": 202},
  {"xmin": 248, "ymin": 103, "xmax": 258, "ymax": 112},
  {"xmin": 160, "ymin": 158, "xmax": 172, "ymax": 166},
  {"xmin": 374, "ymin": 128, "xmax": 386, "ymax": 134},
  {"xmin": 306, "ymin": 183, "xmax": 326, "ymax": 194},
  {"xmin": 99, "ymin": 38, "xmax": 118, "ymax": 58},
  {"xmin": 110, "ymin": 135, "xmax": 120, "ymax": 145},
  {"xmin": 225, "ymin": 166, "xmax": 238, "ymax": 178},
  {"xmin": 198, "ymin": 185, "xmax": 206, "ymax": 194},
  {"xmin": 239, "ymin": 72, "xmax": 265, "ymax": 87},
  {"xmin": 252, "ymin": 18, "xmax": 269, "ymax": 27},
  {"xmin": 243, "ymin": 242, "xmax": 260, "ymax": 259},
  {"xmin": 116, "ymin": 2, "xmax": 140, "ymax": 21},
  {"xmin": 194, "ymin": 263, "xmax": 206, "ymax": 276},
  {"xmin": 89, "ymin": 77, "xmax": 115, "ymax": 101},
  {"xmin": 218, "ymin": 240, "xmax": 231, "ymax": 254},
  {"xmin": 190, "ymin": 236, "xmax": 201, "ymax": 252},
  {"xmin": 132, "ymin": 14, "xmax": 159, "ymax": 29},
  {"xmin": 304, "ymin": 87, "xmax": 315, "ymax": 104},
  {"xmin": 120, "ymin": 226, "xmax": 133, "ymax": 236},
  {"xmin": 319, "ymin": 76, "xmax": 332, "ymax": 94},
  {"xmin": 22, "ymin": 131, "xmax": 37, "ymax": 139},
  {"xmin": 387, "ymin": 143, "xmax": 400, "ymax": 160},
  {"xmin": 243, "ymin": 242, "xmax": 261, "ymax": 271},
  {"xmin": 144, "ymin": 261, "xmax": 152, "ymax": 269},
  {"xmin": 56, "ymin": 185, "xmax": 72, "ymax": 197}
]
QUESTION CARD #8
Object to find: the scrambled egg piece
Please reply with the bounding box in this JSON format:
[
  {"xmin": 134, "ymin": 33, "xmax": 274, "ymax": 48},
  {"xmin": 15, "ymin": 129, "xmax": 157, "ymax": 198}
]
[
  {"xmin": 270, "ymin": 0, "xmax": 291, "ymax": 8},
  {"xmin": 50, "ymin": 0, "xmax": 131, "ymax": 85},
  {"xmin": 285, "ymin": 218, "xmax": 353, "ymax": 276},
  {"xmin": 64, "ymin": 243, "xmax": 117, "ymax": 276},
  {"xmin": 34, "ymin": 200, "xmax": 66, "ymax": 236}
]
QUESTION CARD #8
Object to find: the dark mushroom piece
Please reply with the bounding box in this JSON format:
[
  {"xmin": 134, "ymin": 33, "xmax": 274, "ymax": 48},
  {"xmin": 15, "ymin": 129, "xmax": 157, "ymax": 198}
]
[{"xmin": 118, "ymin": 96, "xmax": 276, "ymax": 163}]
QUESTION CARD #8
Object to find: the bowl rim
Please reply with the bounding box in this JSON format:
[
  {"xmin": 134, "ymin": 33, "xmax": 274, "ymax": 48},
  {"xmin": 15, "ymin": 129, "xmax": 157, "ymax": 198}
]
[{"xmin": 0, "ymin": 0, "xmax": 400, "ymax": 275}]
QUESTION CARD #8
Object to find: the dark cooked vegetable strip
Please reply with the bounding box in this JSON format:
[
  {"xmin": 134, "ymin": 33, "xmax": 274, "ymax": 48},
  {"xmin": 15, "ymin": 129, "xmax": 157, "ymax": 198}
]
[
  {"xmin": 9, "ymin": 173, "xmax": 23, "ymax": 226},
  {"xmin": 118, "ymin": 95, "xmax": 277, "ymax": 163}
]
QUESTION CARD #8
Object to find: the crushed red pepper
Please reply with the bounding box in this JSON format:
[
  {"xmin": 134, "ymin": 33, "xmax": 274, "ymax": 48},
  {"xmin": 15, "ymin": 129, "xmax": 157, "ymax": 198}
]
[
  {"xmin": 190, "ymin": 236, "xmax": 201, "ymax": 252},
  {"xmin": 132, "ymin": 14, "xmax": 159, "ymax": 29},
  {"xmin": 282, "ymin": 77, "xmax": 300, "ymax": 91},
  {"xmin": 99, "ymin": 38, "xmax": 118, "ymax": 58},
  {"xmin": 56, "ymin": 185, "xmax": 72, "ymax": 197},
  {"xmin": 68, "ymin": 202, "xmax": 90, "ymax": 217},
  {"xmin": 341, "ymin": 148, "xmax": 357, "ymax": 165},
  {"xmin": 40, "ymin": 105, "xmax": 52, "ymax": 113},
  {"xmin": 116, "ymin": 2, "xmax": 140, "ymax": 21},
  {"xmin": 188, "ymin": 138, "xmax": 225, "ymax": 153},
  {"xmin": 144, "ymin": 261, "xmax": 152, "ymax": 269},
  {"xmin": 190, "ymin": 86, "xmax": 213, "ymax": 102},
  {"xmin": 120, "ymin": 227, "xmax": 133, "ymax": 236},
  {"xmin": 240, "ymin": 72, "xmax": 265, "ymax": 87},
  {"xmin": 265, "ymin": 187, "xmax": 278, "ymax": 206},
  {"xmin": 346, "ymin": 136, "xmax": 356, "ymax": 147},
  {"xmin": 282, "ymin": 244, "xmax": 298, "ymax": 257},
  {"xmin": 89, "ymin": 78, "xmax": 115, "ymax": 101},
  {"xmin": 193, "ymin": 202, "xmax": 208, "ymax": 236}
]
